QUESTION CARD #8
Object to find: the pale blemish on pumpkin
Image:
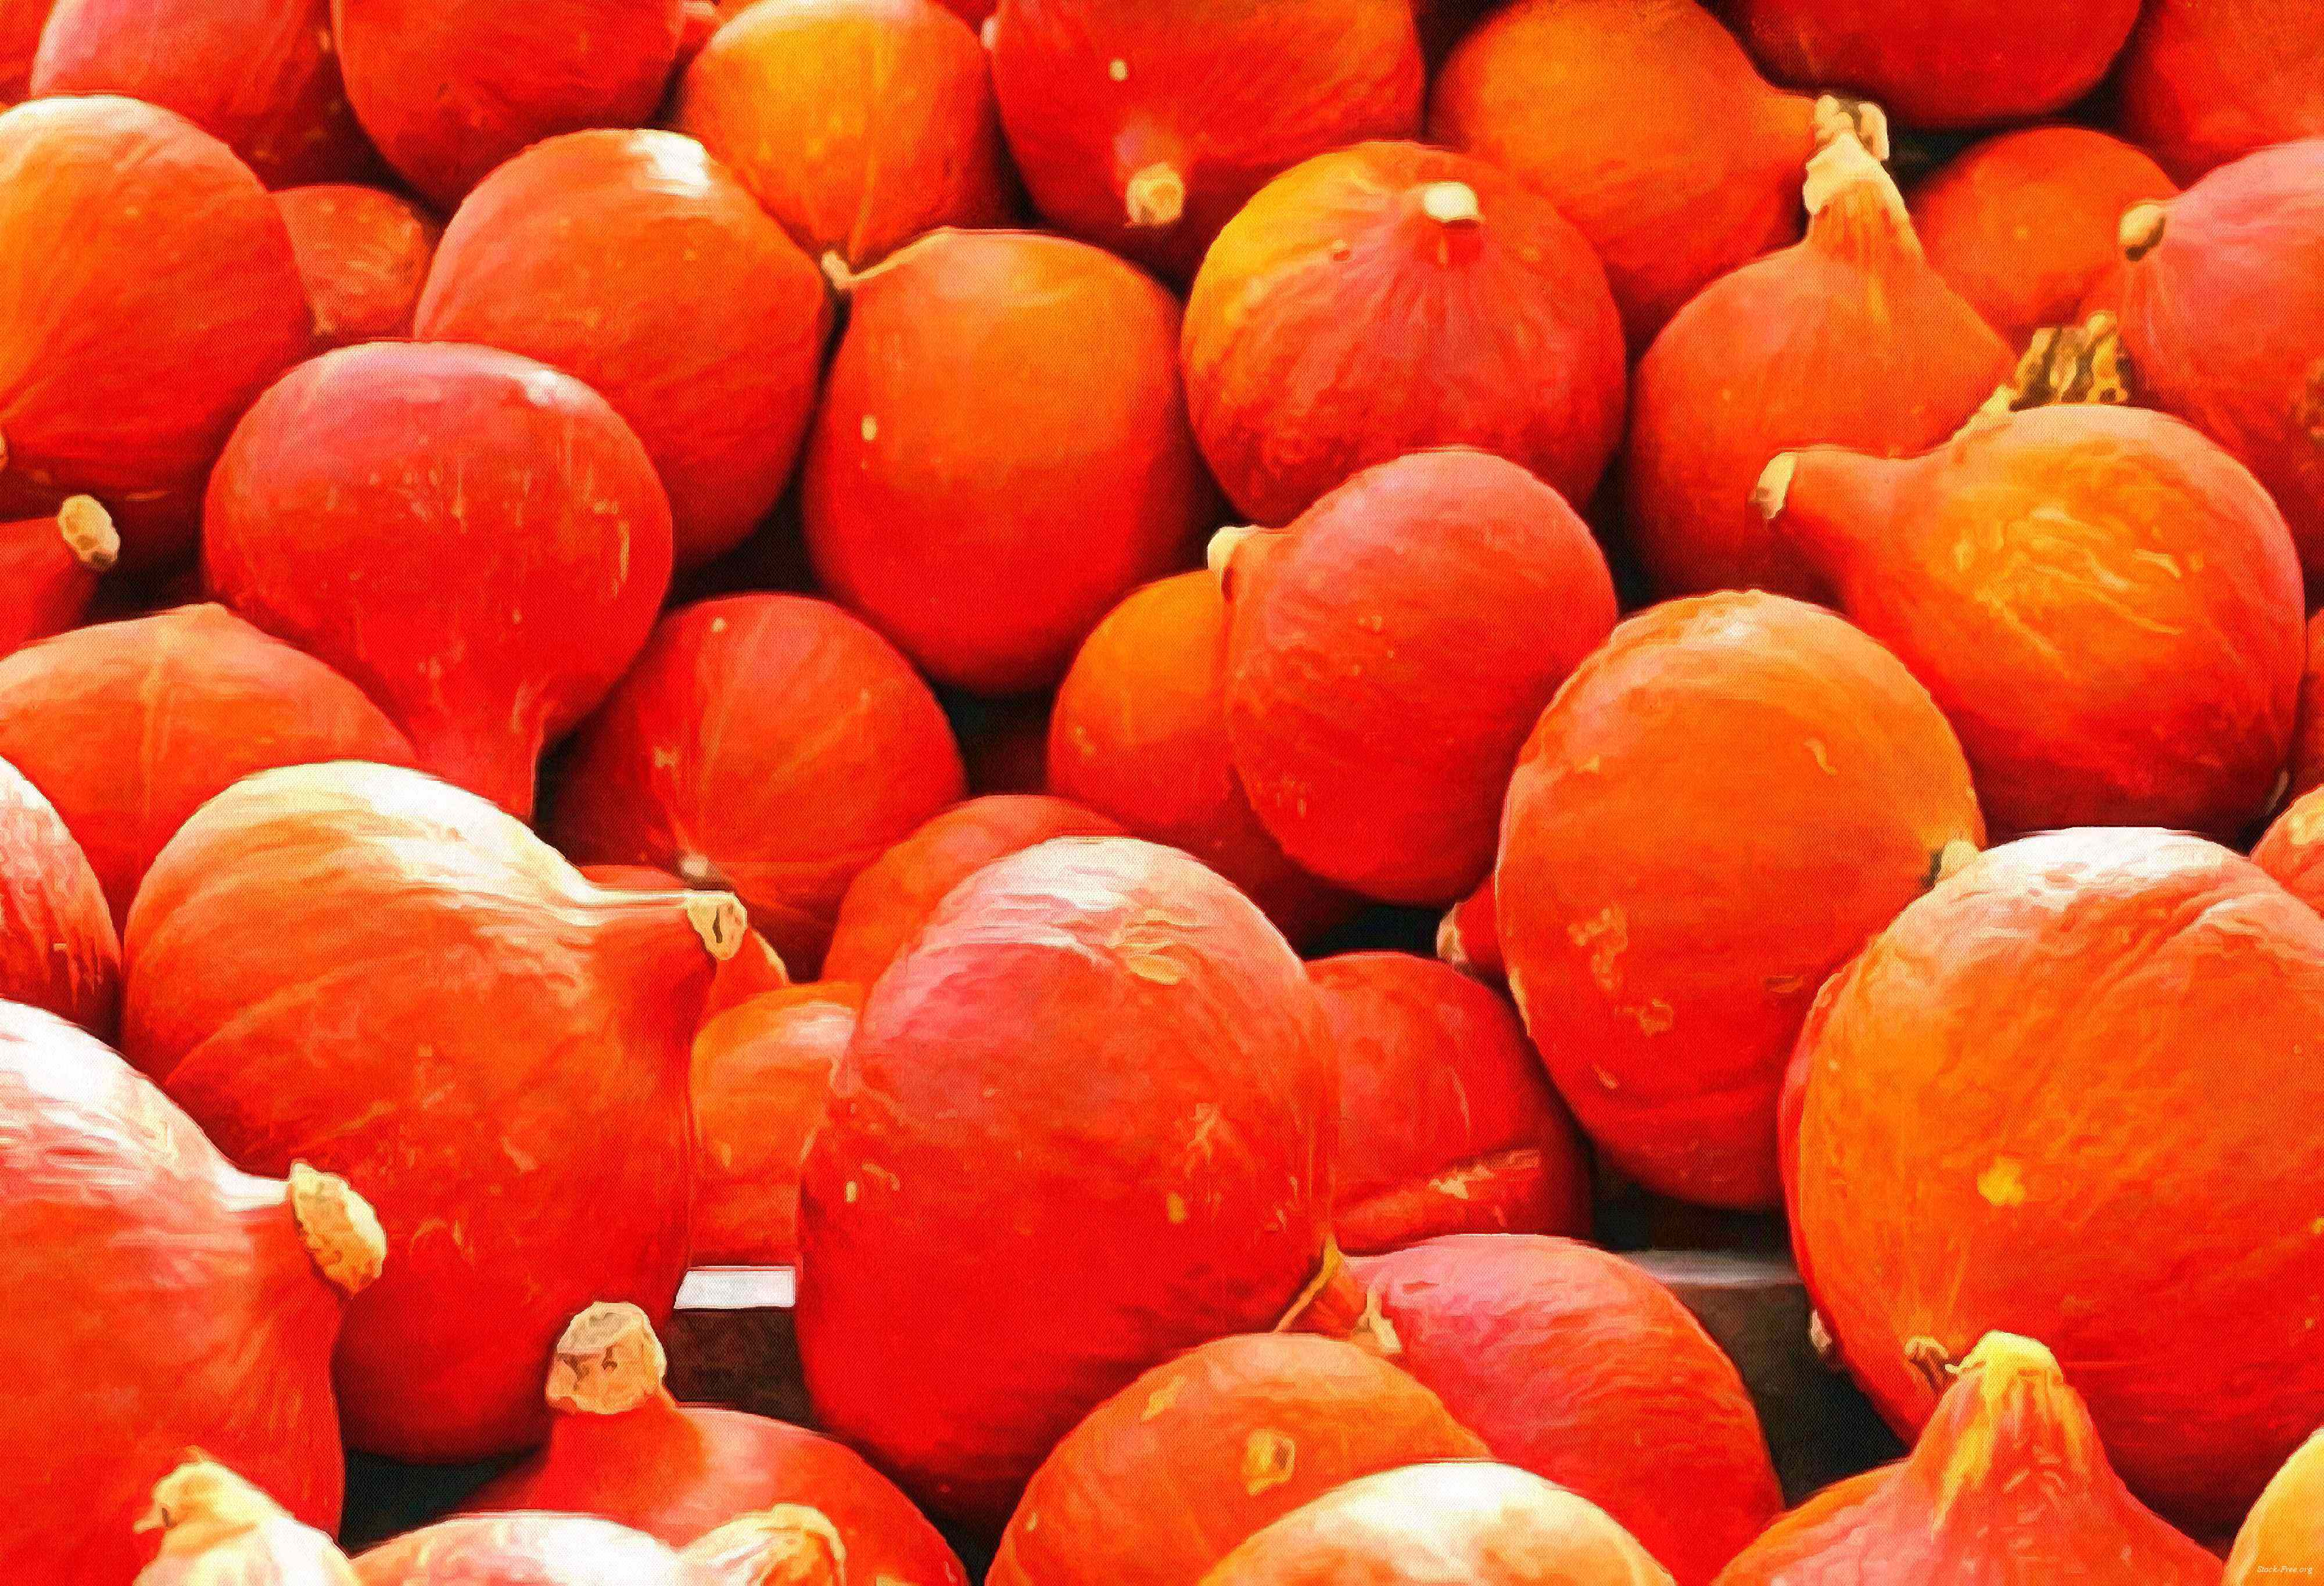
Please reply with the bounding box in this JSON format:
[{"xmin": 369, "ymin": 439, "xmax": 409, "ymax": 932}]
[
  {"xmin": 1977, "ymin": 1157, "xmax": 2027, "ymax": 1207},
  {"xmin": 1805, "ymin": 738, "xmax": 1835, "ymax": 776},
  {"xmin": 1568, "ymin": 906, "xmax": 1627, "ymax": 994},
  {"xmin": 2287, "ymin": 800, "xmax": 2324, "ymax": 848},
  {"xmin": 1165, "ymin": 1192, "xmax": 1189, "ymax": 1224},
  {"xmin": 1107, "ymin": 58, "xmax": 1128, "ymax": 81},
  {"xmin": 1626, "ymin": 999, "xmax": 1674, "ymax": 1036},
  {"xmin": 862, "ymin": 1162, "xmax": 901, "ymax": 1192},
  {"xmin": 1242, "ymin": 1430, "xmax": 1297, "ymax": 1496},
  {"xmin": 1428, "ymin": 1168, "xmax": 1475, "ymax": 1201},
  {"xmin": 1590, "ymin": 1061, "xmax": 1620, "ymax": 1092},
  {"xmin": 2311, "ymin": 1216, "xmax": 2324, "ymax": 1236},
  {"xmin": 1142, "ymin": 1378, "xmax": 1184, "ymax": 1422},
  {"xmin": 844, "ymin": 1180, "xmax": 860, "ymax": 1204},
  {"xmin": 710, "ymin": 616, "xmax": 729, "ymax": 635},
  {"xmin": 860, "ymin": 415, "xmax": 878, "ymax": 443},
  {"xmin": 1764, "ymin": 973, "xmax": 1808, "ymax": 995}
]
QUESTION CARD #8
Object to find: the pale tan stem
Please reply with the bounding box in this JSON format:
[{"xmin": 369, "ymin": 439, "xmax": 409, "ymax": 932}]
[
  {"xmin": 56, "ymin": 496, "xmax": 117, "ymax": 572},
  {"xmin": 287, "ymin": 1163, "xmax": 386, "ymax": 1296},
  {"xmin": 547, "ymin": 1301, "xmax": 669, "ymax": 1415},
  {"xmin": 686, "ymin": 892, "xmax": 748, "ymax": 961},
  {"xmin": 1125, "ymin": 163, "xmax": 1186, "ymax": 229}
]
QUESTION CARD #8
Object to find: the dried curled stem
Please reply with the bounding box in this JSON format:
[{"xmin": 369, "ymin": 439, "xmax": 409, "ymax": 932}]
[
  {"xmin": 547, "ymin": 1301, "xmax": 668, "ymax": 1415},
  {"xmin": 1125, "ymin": 163, "xmax": 1186, "ymax": 229},
  {"xmin": 1963, "ymin": 311, "xmax": 2135, "ymax": 437},
  {"xmin": 287, "ymin": 1163, "xmax": 386, "ymax": 1296}
]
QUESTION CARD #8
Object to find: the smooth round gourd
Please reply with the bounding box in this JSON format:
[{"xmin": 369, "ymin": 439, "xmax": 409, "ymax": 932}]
[
  {"xmin": 0, "ymin": 759, "xmax": 117, "ymax": 1036},
  {"xmin": 274, "ymin": 185, "xmax": 439, "ymax": 349}
]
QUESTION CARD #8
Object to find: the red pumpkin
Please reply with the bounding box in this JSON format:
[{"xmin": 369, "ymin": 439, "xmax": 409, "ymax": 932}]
[
  {"xmin": 580, "ymin": 864, "xmax": 792, "ymax": 1020},
  {"xmin": 331, "ymin": 0, "xmax": 684, "ymax": 209},
  {"xmin": 1716, "ymin": 1333, "xmax": 2220, "ymax": 1584},
  {"xmin": 797, "ymin": 837, "xmax": 1346, "ymax": 1533},
  {"xmin": 1183, "ymin": 141, "xmax": 1626, "ymax": 529},
  {"xmin": 2227, "ymin": 1429, "xmax": 2324, "ymax": 1586},
  {"xmin": 356, "ymin": 1511, "xmax": 844, "ymax": 1586},
  {"xmin": 1355, "ymin": 1236, "xmax": 1780, "ymax": 1585},
  {"xmin": 1759, "ymin": 406, "xmax": 2304, "ymax": 838},
  {"xmin": 31, "ymin": 0, "xmax": 372, "ymax": 185},
  {"xmin": 549, "ymin": 594, "xmax": 964, "ymax": 977},
  {"xmin": 675, "ymin": 0, "xmax": 1010, "ymax": 275},
  {"xmin": 1436, "ymin": 874, "xmax": 1502, "ymax": 984},
  {"xmin": 1498, "ymin": 591, "xmax": 1982, "ymax": 1208},
  {"xmin": 1048, "ymin": 570, "xmax": 1355, "ymax": 946},
  {"xmin": 2293, "ymin": 611, "xmax": 2324, "ymax": 800},
  {"xmin": 989, "ymin": 0, "xmax": 1423, "ymax": 282},
  {"xmin": 0, "ymin": 759, "xmax": 116, "ymax": 1036},
  {"xmin": 204, "ymin": 341, "xmax": 673, "ymax": 820},
  {"xmin": 1431, "ymin": 0, "xmax": 1887, "ymax": 347},
  {"xmin": 1792, "ymin": 828, "xmax": 2324, "ymax": 1533},
  {"xmin": 675, "ymin": 0, "xmax": 719, "ymax": 69},
  {"xmin": 1726, "ymin": 0, "xmax": 2139, "ymax": 130},
  {"xmin": 802, "ymin": 229, "xmax": 1212, "ymax": 695},
  {"xmin": 824, "ymin": 795, "xmax": 1124, "ymax": 985},
  {"xmin": 0, "ymin": 96, "xmax": 310, "ymax": 569},
  {"xmin": 0, "ymin": 603, "xmax": 414, "ymax": 925},
  {"xmin": 0, "ymin": 496, "xmax": 113, "ymax": 656},
  {"xmin": 274, "ymin": 185, "xmax": 439, "ymax": 349},
  {"xmin": 1, "ymin": 1004, "xmax": 383, "ymax": 1581},
  {"xmin": 935, "ymin": 0, "xmax": 991, "ymax": 21},
  {"xmin": 0, "ymin": 0, "xmax": 44, "ymax": 99},
  {"xmin": 988, "ymin": 1334, "xmax": 1490, "ymax": 1586},
  {"xmin": 2118, "ymin": 140, "xmax": 2324, "ymax": 590},
  {"xmin": 691, "ymin": 983, "xmax": 862, "ymax": 1268},
  {"xmin": 1313, "ymin": 955, "xmax": 1590, "ymax": 1255},
  {"xmin": 123, "ymin": 762, "xmax": 740, "ymax": 1463},
  {"xmin": 2114, "ymin": 0, "xmax": 2324, "ymax": 183},
  {"xmin": 1626, "ymin": 132, "xmax": 2010, "ymax": 600},
  {"xmin": 134, "ymin": 1461, "xmax": 361, "ymax": 1586},
  {"xmin": 1217, "ymin": 448, "xmax": 1618, "ymax": 905},
  {"xmin": 459, "ymin": 1304, "xmax": 966, "ymax": 1581},
  {"xmin": 2252, "ymin": 790, "xmax": 2324, "ymax": 908}
]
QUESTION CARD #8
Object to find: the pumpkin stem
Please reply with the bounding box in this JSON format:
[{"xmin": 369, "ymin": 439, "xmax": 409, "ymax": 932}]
[
  {"xmin": 683, "ymin": 1505, "xmax": 847, "ymax": 1586},
  {"xmin": 56, "ymin": 496, "xmax": 118, "ymax": 572},
  {"xmin": 286, "ymin": 1162, "xmax": 387, "ymax": 1297},
  {"xmin": 684, "ymin": 891, "xmax": 749, "ymax": 961},
  {"xmin": 1125, "ymin": 163, "xmax": 1187, "ymax": 229},
  {"xmin": 1803, "ymin": 132, "xmax": 1921, "ymax": 265},
  {"xmin": 2118, "ymin": 200, "xmax": 2168, "ymax": 263},
  {"xmin": 1905, "ymin": 1334, "xmax": 1958, "ymax": 1395},
  {"xmin": 137, "ymin": 1459, "xmax": 358, "ymax": 1581},
  {"xmin": 819, "ymin": 251, "xmax": 855, "ymax": 295},
  {"xmin": 1988, "ymin": 311, "xmax": 2135, "ymax": 424},
  {"xmin": 1810, "ymin": 94, "xmax": 1890, "ymax": 162},
  {"xmin": 1275, "ymin": 1241, "xmax": 1402, "ymax": 1357},
  {"xmin": 1418, "ymin": 181, "xmax": 1482, "ymax": 227},
  {"xmin": 547, "ymin": 1301, "xmax": 669, "ymax": 1416},
  {"xmin": 1749, "ymin": 454, "xmax": 1798, "ymax": 523},
  {"xmin": 1931, "ymin": 838, "xmax": 1979, "ymax": 887},
  {"xmin": 1206, "ymin": 525, "xmax": 1261, "ymax": 586},
  {"xmin": 1809, "ymin": 1309, "xmax": 1843, "ymax": 1369}
]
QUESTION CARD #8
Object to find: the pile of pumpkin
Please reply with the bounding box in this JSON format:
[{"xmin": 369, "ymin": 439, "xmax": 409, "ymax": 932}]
[{"xmin": 5, "ymin": 0, "xmax": 2324, "ymax": 1580}]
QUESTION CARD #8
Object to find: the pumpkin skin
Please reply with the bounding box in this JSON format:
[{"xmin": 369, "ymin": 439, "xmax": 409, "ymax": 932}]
[
  {"xmin": 0, "ymin": 496, "xmax": 113, "ymax": 656},
  {"xmin": 2251, "ymin": 790, "xmax": 2324, "ymax": 909},
  {"xmin": 2293, "ymin": 611, "xmax": 2324, "ymax": 800},
  {"xmin": 987, "ymin": 1334, "xmax": 1491, "ymax": 1586},
  {"xmin": 134, "ymin": 1461, "xmax": 362, "ymax": 1586},
  {"xmin": 460, "ymin": 1304, "xmax": 967, "ymax": 1583},
  {"xmin": 1430, "ymin": 0, "xmax": 1885, "ymax": 349},
  {"xmin": 0, "ymin": 758, "xmax": 117, "ymax": 1036},
  {"xmin": 1, "ymin": 1005, "xmax": 383, "ymax": 1583},
  {"xmin": 2117, "ymin": 141, "xmax": 2324, "ymax": 590},
  {"xmin": 203, "ymin": 341, "xmax": 673, "ymax": 821},
  {"xmin": 415, "ymin": 129, "xmax": 832, "ymax": 570},
  {"xmin": 796, "ymin": 837, "xmax": 1340, "ymax": 1533},
  {"xmin": 2114, "ymin": 0, "xmax": 2324, "ymax": 184},
  {"xmin": 331, "ymin": 0, "xmax": 685, "ymax": 210},
  {"xmin": 0, "ymin": 96, "xmax": 311, "ymax": 570},
  {"xmin": 123, "ymin": 763, "xmax": 740, "ymax": 1463},
  {"xmin": 1436, "ymin": 874, "xmax": 1502, "ymax": 985},
  {"xmin": 31, "ymin": 0, "xmax": 372, "ymax": 186},
  {"xmin": 0, "ymin": 604, "xmax": 415, "ymax": 926},
  {"xmin": 823, "ymin": 794, "xmax": 1125, "ymax": 985},
  {"xmin": 1908, "ymin": 127, "xmax": 2175, "ymax": 349},
  {"xmin": 1626, "ymin": 133, "xmax": 2011, "ymax": 601},
  {"xmin": 1760, "ymin": 406, "xmax": 2305, "ymax": 839},
  {"xmin": 691, "ymin": 982, "xmax": 862, "ymax": 1268},
  {"xmin": 1184, "ymin": 141, "xmax": 1626, "ymax": 530},
  {"xmin": 579, "ymin": 863, "xmax": 792, "ymax": 1021},
  {"xmin": 802, "ymin": 229, "xmax": 1212, "ymax": 696},
  {"xmin": 1726, "ymin": 0, "xmax": 2139, "ymax": 130},
  {"xmin": 2226, "ymin": 1429, "xmax": 2324, "ymax": 1586},
  {"xmin": 1202, "ymin": 1463, "xmax": 1676, "ymax": 1586},
  {"xmin": 1355, "ymin": 1236, "xmax": 1781, "ymax": 1586},
  {"xmin": 673, "ymin": 0, "xmax": 1011, "ymax": 275},
  {"xmin": 548, "ymin": 594, "xmax": 965, "ymax": 977},
  {"xmin": 1497, "ymin": 591, "xmax": 1982, "ymax": 1209},
  {"xmin": 1218, "ymin": 448, "xmax": 1618, "ymax": 905},
  {"xmin": 989, "ymin": 0, "xmax": 1423, "ymax": 283},
  {"xmin": 1714, "ymin": 1333, "xmax": 2221, "ymax": 1584},
  {"xmin": 274, "ymin": 185, "xmax": 439, "ymax": 349},
  {"xmin": 1048, "ymin": 570, "xmax": 1355, "ymax": 947},
  {"xmin": 0, "ymin": 0, "xmax": 44, "ymax": 99},
  {"xmin": 355, "ymin": 1511, "xmax": 844, "ymax": 1586},
  {"xmin": 1313, "ymin": 956, "xmax": 1590, "ymax": 1255},
  {"xmin": 1791, "ymin": 828, "xmax": 2324, "ymax": 1533}
]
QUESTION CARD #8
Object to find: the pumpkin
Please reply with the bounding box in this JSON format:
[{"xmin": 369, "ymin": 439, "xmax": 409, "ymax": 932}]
[
  {"xmin": 1047, "ymin": 570, "xmax": 1355, "ymax": 946},
  {"xmin": 2251, "ymin": 790, "xmax": 2324, "ymax": 907},
  {"xmin": 548, "ymin": 594, "xmax": 964, "ymax": 977},
  {"xmin": 1202, "ymin": 1463, "xmax": 1674, "ymax": 1586},
  {"xmin": 2114, "ymin": 0, "xmax": 2324, "ymax": 183},
  {"xmin": 31, "ymin": 0, "xmax": 372, "ymax": 186},
  {"xmin": 414, "ymin": 130, "xmax": 831, "ymax": 570},
  {"xmin": 123, "ymin": 762, "xmax": 740, "ymax": 1463},
  {"xmin": 1, "ymin": 1004, "xmax": 383, "ymax": 1581},
  {"xmin": 355, "ymin": 1511, "xmax": 845, "ymax": 1585},
  {"xmin": 1497, "ymin": 591, "xmax": 1982, "ymax": 1209},
  {"xmin": 1313, "ymin": 955, "xmax": 1590, "ymax": 1255},
  {"xmin": 134, "ymin": 1461, "xmax": 361, "ymax": 1586},
  {"xmin": 203, "ymin": 341, "xmax": 673, "ymax": 820},
  {"xmin": 0, "ymin": 604, "xmax": 414, "ymax": 925},
  {"xmin": 0, "ymin": 0, "xmax": 44, "ymax": 99},
  {"xmin": 1436, "ymin": 875, "xmax": 1502, "ymax": 984},
  {"xmin": 1217, "ymin": 448, "xmax": 1618, "ymax": 905},
  {"xmin": 1715, "ymin": 1333, "xmax": 2220, "ymax": 1584},
  {"xmin": 673, "ymin": 0, "xmax": 1011, "ymax": 277},
  {"xmin": 2117, "ymin": 140, "xmax": 2324, "ymax": 590},
  {"xmin": 797, "ymin": 837, "xmax": 1349, "ymax": 1533},
  {"xmin": 580, "ymin": 864, "xmax": 792, "ymax": 1020},
  {"xmin": 458, "ymin": 1304, "xmax": 967, "ymax": 1581},
  {"xmin": 988, "ymin": 0, "xmax": 1423, "ymax": 283},
  {"xmin": 988, "ymin": 1333, "xmax": 1491, "ymax": 1586},
  {"xmin": 0, "ymin": 759, "xmax": 116, "ymax": 1036},
  {"xmin": 691, "ymin": 983, "xmax": 862, "ymax": 1268},
  {"xmin": 1907, "ymin": 127, "xmax": 2175, "ymax": 349},
  {"xmin": 1183, "ymin": 141, "xmax": 1626, "ymax": 530},
  {"xmin": 1626, "ymin": 132, "xmax": 2011, "ymax": 601},
  {"xmin": 1791, "ymin": 827, "xmax": 2324, "ymax": 1533},
  {"xmin": 274, "ymin": 185, "xmax": 440, "ymax": 349},
  {"xmin": 2294, "ymin": 612, "xmax": 2324, "ymax": 801},
  {"xmin": 1758, "ymin": 406, "xmax": 2304, "ymax": 838},
  {"xmin": 0, "ymin": 96, "xmax": 310, "ymax": 569},
  {"xmin": 0, "ymin": 496, "xmax": 113, "ymax": 656},
  {"xmin": 1724, "ymin": 0, "xmax": 2140, "ymax": 130},
  {"xmin": 802, "ymin": 229, "xmax": 1213, "ymax": 695},
  {"xmin": 2227, "ymin": 1429, "xmax": 2324, "ymax": 1586},
  {"xmin": 1355, "ymin": 1236, "xmax": 1781, "ymax": 1585},
  {"xmin": 1430, "ymin": 0, "xmax": 1887, "ymax": 347},
  {"xmin": 331, "ymin": 0, "xmax": 685, "ymax": 209}
]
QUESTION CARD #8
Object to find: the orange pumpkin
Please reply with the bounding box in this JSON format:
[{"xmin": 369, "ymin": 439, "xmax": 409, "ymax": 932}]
[
  {"xmin": 2251, "ymin": 790, "xmax": 2324, "ymax": 909},
  {"xmin": 2114, "ymin": 0, "xmax": 2324, "ymax": 183},
  {"xmin": 580, "ymin": 864, "xmax": 792, "ymax": 1020},
  {"xmin": 0, "ymin": 758, "xmax": 117, "ymax": 1036},
  {"xmin": 356, "ymin": 1510, "xmax": 844, "ymax": 1585},
  {"xmin": 1436, "ymin": 874, "xmax": 1502, "ymax": 984},
  {"xmin": 274, "ymin": 185, "xmax": 439, "ymax": 349},
  {"xmin": 2292, "ymin": 611, "xmax": 2324, "ymax": 800},
  {"xmin": 133, "ymin": 1462, "xmax": 361, "ymax": 1586},
  {"xmin": 2226, "ymin": 1429, "xmax": 2324, "ymax": 1586},
  {"xmin": 0, "ymin": 497, "xmax": 113, "ymax": 656},
  {"xmin": 691, "ymin": 983, "xmax": 862, "ymax": 1269},
  {"xmin": 0, "ymin": 0, "xmax": 45, "ymax": 100}
]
